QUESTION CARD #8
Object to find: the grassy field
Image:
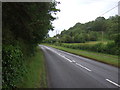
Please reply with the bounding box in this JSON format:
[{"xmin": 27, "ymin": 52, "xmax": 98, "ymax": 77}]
[
  {"xmin": 17, "ymin": 47, "xmax": 47, "ymax": 88},
  {"xmin": 43, "ymin": 44, "xmax": 119, "ymax": 67}
]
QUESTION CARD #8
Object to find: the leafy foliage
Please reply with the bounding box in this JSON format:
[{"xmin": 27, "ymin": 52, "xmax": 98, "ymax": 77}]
[
  {"xmin": 44, "ymin": 15, "xmax": 119, "ymax": 43},
  {"xmin": 2, "ymin": 2, "xmax": 59, "ymax": 88},
  {"xmin": 44, "ymin": 15, "xmax": 119, "ymax": 55},
  {"xmin": 2, "ymin": 45, "xmax": 26, "ymax": 88},
  {"xmin": 58, "ymin": 42, "xmax": 118, "ymax": 55}
]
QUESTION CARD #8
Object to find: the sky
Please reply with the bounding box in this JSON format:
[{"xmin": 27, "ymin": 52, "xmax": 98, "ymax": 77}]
[{"xmin": 49, "ymin": 0, "xmax": 119, "ymax": 37}]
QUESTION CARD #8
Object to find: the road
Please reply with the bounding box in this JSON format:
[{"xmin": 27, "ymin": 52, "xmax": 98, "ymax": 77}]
[{"xmin": 40, "ymin": 45, "xmax": 120, "ymax": 88}]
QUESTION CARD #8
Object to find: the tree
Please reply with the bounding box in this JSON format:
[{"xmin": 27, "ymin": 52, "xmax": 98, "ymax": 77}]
[
  {"xmin": 55, "ymin": 16, "xmax": 119, "ymax": 43},
  {"xmin": 2, "ymin": 2, "xmax": 59, "ymax": 88}
]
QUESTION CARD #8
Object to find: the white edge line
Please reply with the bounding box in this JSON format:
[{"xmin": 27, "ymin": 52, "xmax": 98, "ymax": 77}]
[
  {"xmin": 106, "ymin": 79, "xmax": 120, "ymax": 87},
  {"xmin": 43, "ymin": 46, "xmax": 91, "ymax": 71},
  {"xmin": 76, "ymin": 63, "xmax": 91, "ymax": 72},
  {"xmin": 72, "ymin": 60, "xmax": 76, "ymax": 63},
  {"xmin": 44, "ymin": 46, "xmax": 73, "ymax": 63},
  {"xmin": 61, "ymin": 56, "xmax": 73, "ymax": 62}
]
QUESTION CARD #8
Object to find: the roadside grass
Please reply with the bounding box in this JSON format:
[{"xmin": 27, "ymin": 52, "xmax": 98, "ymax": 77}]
[
  {"xmin": 43, "ymin": 44, "xmax": 119, "ymax": 68},
  {"xmin": 17, "ymin": 46, "xmax": 47, "ymax": 88}
]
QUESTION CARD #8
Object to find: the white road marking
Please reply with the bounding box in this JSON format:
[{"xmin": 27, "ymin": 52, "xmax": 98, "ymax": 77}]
[
  {"xmin": 42, "ymin": 46, "xmax": 92, "ymax": 71},
  {"xmin": 57, "ymin": 49, "xmax": 90, "ymax": 61},
  {"xmin": 106, "ymin": 79, "xmax": 120, "ymax": 87},
  {"xmin": 76, "ymin": 63, "xmax": 92, "ymax": 72},
  {"xmin": 41, "ymin": 46, "xmax": 120, "ymax": 88},
  {"xmin": 61, "ymin": 56, "xmax": 73, "ymax": 62},
  {"xmin": 72, "ymin": 60, "xmax": 76, "ymax": 63},
  {"xmin": 43, "ymin": 46, "xmax": 73, "ymax": 62},
  {"xmin": 58, "ymin": 54, "xmax": 61, "ymax": 55},
  {"xmin": 58, "ymin": 50, "xmax": 78, "ymax": 57}
]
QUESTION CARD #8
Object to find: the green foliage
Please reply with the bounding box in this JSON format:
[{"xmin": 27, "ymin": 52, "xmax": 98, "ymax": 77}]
[
  {"xmin": 114, "ymin": 33, "xmax": 120, "ymax": 45},
  {"xmin": 92, "ymin": 17, "xmax": 106, "ymax": 32},
  {"xmin": 3, "ymin": 2, "xmax": 59, "ymax": 44},
  {"xmin": 58, "ymin": 41, "xmax": 118, "ymax": 55},
  {"xmin": 17, "ymin": 47, "xmax": 47, "ymax": 88},
  {"xmin": 2, "ymin": 2, "xmax": 59, "ymax": 88},
  {"xmin": 44, "ymin": 15, "xmax": 119, "ymax": 56},
  {"xmin": 47, "ymin": 15, "xmax": 119, "ymax": 43},
  {"xmin": 43, "ymin": 44, "xmax": 119, "ymax": 67},
  {"xmin": 2, "ymin": 45, "xmax": 26, "ymax": 88},
  {"xmin": 43, "ymin": 37, "xmax": 57, "ymax": 44}
]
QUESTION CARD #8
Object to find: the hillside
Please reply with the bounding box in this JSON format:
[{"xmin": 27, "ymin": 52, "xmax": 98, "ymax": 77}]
[
  {"xmin": 43, "ymin": 15, "xmax": 120, "ymax": 56},
  {"xmin": 54, "ymin": 15, "xmax": 119, "ymax": 43}
]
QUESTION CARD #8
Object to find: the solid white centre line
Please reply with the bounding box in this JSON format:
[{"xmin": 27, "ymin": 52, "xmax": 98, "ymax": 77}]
[
  {"xmin": 76, "ymin": 63, "xmax": 92, "ymax": 72},
  {"xmin": 106, "ymin": 79, "xmax": 120, "ymax": 87}
]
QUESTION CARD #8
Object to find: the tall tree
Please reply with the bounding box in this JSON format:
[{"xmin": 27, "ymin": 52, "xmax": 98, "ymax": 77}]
[{"xmin": 2, "ymin": 2, "xmax": 59, "ymax": 88}]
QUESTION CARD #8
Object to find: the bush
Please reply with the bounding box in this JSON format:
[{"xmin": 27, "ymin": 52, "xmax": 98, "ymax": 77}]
[
  {"xmin": 105, "ymin": 42, "xmax": 118, "ymax": 55},
  {"xmin": 57, "ymin": 42, "xmax": 118, "ymax": 55},
  {"xmin": 2, "ymin": 45, "xmax": 26, "ymax": 88}
]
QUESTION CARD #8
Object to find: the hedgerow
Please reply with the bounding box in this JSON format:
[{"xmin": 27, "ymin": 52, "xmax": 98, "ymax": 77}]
[
  {"xmin": 58, "ymin": 42, "xmax": 118, "ymax": 55},
  {"xmin": 2, "ymin": 45, "xmax": 27, "ymax": 88}
]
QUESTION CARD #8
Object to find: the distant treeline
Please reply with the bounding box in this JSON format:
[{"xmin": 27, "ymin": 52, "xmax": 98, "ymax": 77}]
[
  {"xmin": 43, "ymin": 15, "xmax": 120, "ymax": 55},
  {"xmin": 44, "ymin": 15, "xmax": 119, "ymax": 43}
]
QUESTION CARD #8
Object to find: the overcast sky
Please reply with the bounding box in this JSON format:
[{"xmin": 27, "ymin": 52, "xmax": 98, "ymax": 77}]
[{"xmin": 49, "ymin": 0, "xmax": 119, "ymax": 37}]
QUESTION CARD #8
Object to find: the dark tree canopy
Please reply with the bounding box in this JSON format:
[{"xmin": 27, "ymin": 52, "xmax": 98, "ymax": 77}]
[
  {"xmin": 3, "ymin": 2, "xmax": 59, "ymax": 45},
  {"xmin": 2, "ymin": 2, "xmax": 59, "ymax": 88}
]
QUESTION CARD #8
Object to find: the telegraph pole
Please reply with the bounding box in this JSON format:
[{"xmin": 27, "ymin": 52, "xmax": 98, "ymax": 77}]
[{"xmin": 118, "ymin": 1, "xmax": 120, "ymax": 16}]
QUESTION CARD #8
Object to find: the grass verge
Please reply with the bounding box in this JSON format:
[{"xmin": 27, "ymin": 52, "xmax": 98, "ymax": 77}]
[
  {"xmin": 17, "ymin": 46, "xmax": 47, "ymax": 88},
  {"xmin": 43, "ymin": 44, "xmax": 119, "ymax": 68}
]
